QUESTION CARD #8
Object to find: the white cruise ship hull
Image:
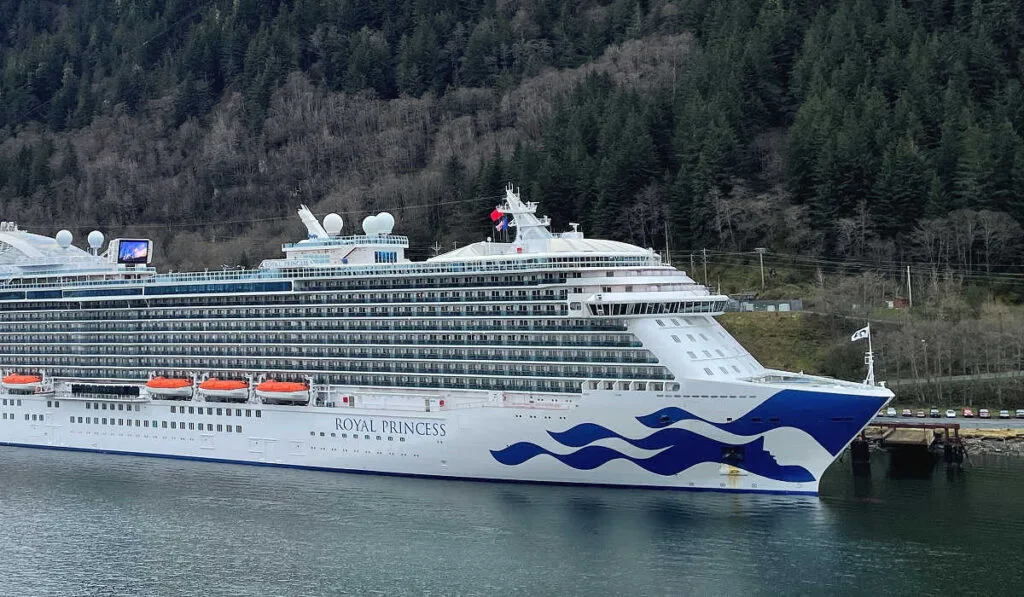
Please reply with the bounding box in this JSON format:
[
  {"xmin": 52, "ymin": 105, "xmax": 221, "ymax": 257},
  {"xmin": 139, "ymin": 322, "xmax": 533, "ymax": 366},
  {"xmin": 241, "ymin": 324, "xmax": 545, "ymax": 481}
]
[
  {"xmin": 0, "ymin": 384, "xmax": 886, "ymax": 495},
  {"xmin": 0, "ymin": 186, "xmax": 893, "ymax": 495}
]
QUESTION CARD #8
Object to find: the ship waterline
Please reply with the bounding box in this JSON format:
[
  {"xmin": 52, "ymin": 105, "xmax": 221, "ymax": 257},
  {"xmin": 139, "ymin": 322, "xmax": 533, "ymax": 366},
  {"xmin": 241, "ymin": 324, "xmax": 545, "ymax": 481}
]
[{"xmin": 0, "ymin": 185, "xmax": 890, "ymax": 493}]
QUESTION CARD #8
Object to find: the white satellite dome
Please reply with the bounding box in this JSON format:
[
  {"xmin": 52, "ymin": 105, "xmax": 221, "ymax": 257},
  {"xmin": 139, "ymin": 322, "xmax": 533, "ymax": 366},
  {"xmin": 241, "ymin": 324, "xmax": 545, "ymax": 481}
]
[
  {"xmin": 362, "ymin": 214, "xmax": 380, "ymax": 236},
  {"xmin": 323, "ymin": 213, "xmax": 343, "ymax": 236},
  {"xmin": 55, "ymin": 230, "xmax": 73, "ymax": 249},
  {"xmin": 377, "ymin": 212, "xmax": 395, "ymax": 234},
  {"xmin": 87, "ymin": 230, "xmax": 105, "ymax": 250}
]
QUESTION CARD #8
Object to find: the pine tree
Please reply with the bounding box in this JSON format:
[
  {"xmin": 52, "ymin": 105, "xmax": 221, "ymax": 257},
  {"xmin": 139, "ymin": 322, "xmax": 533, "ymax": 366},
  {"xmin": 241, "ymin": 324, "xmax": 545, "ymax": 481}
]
[
  {"xmin": 953, "ymin": 120, "xmax": 988, "ymax": 209},
  {"xmin": 872, "ymin": 136, "xmax": 929, "ymax": 237}
]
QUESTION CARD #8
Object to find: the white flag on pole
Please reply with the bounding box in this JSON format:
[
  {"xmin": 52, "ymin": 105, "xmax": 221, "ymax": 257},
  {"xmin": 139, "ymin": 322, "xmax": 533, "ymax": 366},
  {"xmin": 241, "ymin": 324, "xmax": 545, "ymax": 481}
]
[{"xmin": 851, "ymin": 326, "xmax": 870, "ymax": 342}]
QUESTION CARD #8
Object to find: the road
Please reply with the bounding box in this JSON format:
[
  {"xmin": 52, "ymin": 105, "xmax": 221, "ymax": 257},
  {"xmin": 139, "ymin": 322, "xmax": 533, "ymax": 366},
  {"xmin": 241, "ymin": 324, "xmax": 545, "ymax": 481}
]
[{"xmin": 872, "ymin": 415, "xmax": 1024, "ymax": 429}]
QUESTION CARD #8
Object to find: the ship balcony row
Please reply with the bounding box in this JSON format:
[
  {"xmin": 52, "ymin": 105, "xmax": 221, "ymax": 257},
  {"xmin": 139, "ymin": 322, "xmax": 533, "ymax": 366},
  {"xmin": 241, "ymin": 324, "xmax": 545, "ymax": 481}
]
[
  {"xmin": 0, "ymin": 344, "xmax": 655, "ymax": 362},
  {"xmin": 0, "ymin": 316, "xmax": 627, "ymax": 334},
  {"xmin": 4, "ymin": 355, "xmax": 673, "ymax": 380},
  {"xmin": 0, "ymin": 304, "xmax": 577, "ymax": 321},
  {"xmin": 0, "ymin": 305, "xmax": 598, "ymax": 325},
  {"xmin": 0, "ymin": 333, "xmax": 643, "ymax": 349},
  {"xmin": 0, "ymin": 320, "xmax": 633, "ymax": 337},
  {"xmin": 298, "ymin": 275, "xmax": 571, "ymax": 291}
]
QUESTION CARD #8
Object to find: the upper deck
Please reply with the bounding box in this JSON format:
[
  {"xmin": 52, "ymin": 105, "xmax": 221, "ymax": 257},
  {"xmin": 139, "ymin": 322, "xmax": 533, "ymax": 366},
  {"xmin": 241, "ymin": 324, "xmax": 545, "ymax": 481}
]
[{"xmin": 0, "ymin": 186, "xmax": 706, "ymax": 309}]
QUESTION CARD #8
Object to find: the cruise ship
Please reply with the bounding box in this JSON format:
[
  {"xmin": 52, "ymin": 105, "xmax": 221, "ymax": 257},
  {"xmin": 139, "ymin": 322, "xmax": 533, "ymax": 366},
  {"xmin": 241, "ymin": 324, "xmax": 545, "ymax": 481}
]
[{"xmin": 0, "ymin": 185, "xmax": 891, "ymax": 494}]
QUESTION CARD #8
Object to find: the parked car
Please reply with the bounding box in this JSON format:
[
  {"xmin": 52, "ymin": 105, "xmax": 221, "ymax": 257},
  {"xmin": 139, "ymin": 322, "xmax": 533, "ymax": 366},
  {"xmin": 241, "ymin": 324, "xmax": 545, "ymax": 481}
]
[
  {"xmin": 980, "ymin": 408, "xmax": 991, "ymax": 419},
  {"xmin": 886, "ymin": 407, "xmax": 897, "ymax": 417},
  {"xmin": 929, "ymin": 408, "xmax": 940, "ymax": 418},
  {"xmin": 945, "ymin": 409, "xmax": 957, "ymax": 418},
  {"xmin": 1015, "ymin": 409, "xmax": 1024, "ymax": 419},
  {"xmin": 916, "ymin": 409, "xmax": 926, "ymax": 418},
  {"xmin": 901, "ymin": 408, "xmax": 913, "ymax": 417},
  {"xmin": 999, "ymin": 409, "xmax": 1011, "ymax": 419},
  {"xmin": 963, "ymin": 408, "xmax": 974, "ymax": 418}
]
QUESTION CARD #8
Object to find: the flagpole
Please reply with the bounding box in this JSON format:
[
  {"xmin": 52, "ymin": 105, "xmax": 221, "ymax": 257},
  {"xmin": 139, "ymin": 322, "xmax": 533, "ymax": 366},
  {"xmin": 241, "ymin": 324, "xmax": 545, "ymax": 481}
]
[{"xmin": 865, "ymin": 323, "xmax": 875, "ymax": 387}]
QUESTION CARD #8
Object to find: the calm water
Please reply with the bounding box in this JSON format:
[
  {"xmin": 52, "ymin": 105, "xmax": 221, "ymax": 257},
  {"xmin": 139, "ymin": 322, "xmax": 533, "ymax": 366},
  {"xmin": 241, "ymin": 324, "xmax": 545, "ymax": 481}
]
[{"xmin": 1, "ymin": 448, "xmax": 1022, "ymax": 597}]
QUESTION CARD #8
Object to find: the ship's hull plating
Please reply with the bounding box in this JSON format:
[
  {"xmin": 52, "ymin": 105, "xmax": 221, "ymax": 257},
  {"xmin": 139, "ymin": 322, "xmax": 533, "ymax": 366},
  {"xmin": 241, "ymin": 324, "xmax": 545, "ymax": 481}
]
[{"xmin": 0, "ymin": 386, "xmax": 886, "ymax": 495}]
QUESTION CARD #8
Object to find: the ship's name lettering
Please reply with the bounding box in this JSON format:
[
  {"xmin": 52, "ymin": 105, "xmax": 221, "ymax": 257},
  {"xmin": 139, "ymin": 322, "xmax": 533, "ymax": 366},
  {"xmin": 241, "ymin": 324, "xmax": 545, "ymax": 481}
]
[{"xmin": 335, "ymin": 417, "xmax": 446, "ymax": 437}]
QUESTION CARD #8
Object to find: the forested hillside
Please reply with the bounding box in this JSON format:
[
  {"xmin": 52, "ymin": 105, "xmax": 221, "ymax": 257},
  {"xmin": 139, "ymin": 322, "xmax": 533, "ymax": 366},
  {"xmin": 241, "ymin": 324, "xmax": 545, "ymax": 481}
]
[{"xmin": 2, "ymin": 0, "xmax": 1023, "ymax": 277}]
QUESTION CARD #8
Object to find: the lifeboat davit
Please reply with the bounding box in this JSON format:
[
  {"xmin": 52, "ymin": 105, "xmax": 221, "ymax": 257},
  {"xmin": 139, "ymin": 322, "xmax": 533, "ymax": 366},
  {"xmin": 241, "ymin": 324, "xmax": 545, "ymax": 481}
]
[
  {"xmin": 2, "ymin": 374, "xmax": 43, "ymax": 392},
  {"xmin": 255, "ymin": 380, "xmax": 310, "ymax": 403},
  {"xmin": 145, "ymin": 377, "xmax": 194, "ymax": 399},
  {"xmin": 199, "ymin": 378, "xmax": 249, "ymax": 402}
]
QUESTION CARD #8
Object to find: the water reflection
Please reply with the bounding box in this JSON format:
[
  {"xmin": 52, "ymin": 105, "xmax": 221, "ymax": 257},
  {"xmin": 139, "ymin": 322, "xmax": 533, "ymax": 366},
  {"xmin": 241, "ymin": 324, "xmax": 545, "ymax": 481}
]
[{"xmin": 1, "ymin": 447, "xmax": 1022, "ymax": 596}]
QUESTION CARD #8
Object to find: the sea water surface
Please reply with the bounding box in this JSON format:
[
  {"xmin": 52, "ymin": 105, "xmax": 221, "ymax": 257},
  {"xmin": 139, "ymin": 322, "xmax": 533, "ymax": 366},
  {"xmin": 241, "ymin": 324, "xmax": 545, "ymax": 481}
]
[{"xmin": 0, "ymin": 447, "xmax": 1022, "ymax": 596}]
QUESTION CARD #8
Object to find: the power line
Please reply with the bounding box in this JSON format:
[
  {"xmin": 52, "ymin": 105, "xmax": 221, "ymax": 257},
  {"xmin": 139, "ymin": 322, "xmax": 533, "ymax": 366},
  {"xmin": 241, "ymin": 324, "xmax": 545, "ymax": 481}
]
[{"xmin": 16, "ymin": 193, "xmax": 507, "ymax": 231}]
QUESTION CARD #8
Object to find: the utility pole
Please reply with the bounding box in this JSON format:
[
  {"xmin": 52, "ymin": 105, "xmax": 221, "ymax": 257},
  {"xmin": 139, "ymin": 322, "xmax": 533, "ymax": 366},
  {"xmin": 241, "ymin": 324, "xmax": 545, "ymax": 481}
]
[
  {"xmin": 663, "ymin": 221, "xmax": 671, "ymax": 265},
  {"xmin": 701, "ymin": 248, "xmax": 708, "ymax": 286},
  {"xmin": 755, "ymin": 247, "xmax": 767, "ymax": 291},
  {"xmin": 690, "ymin": 253, "xmax": 695, "ymax": 278},
  {"xmin": 907, "ymin": 264, "xmax": 913, "ymax": 308}
]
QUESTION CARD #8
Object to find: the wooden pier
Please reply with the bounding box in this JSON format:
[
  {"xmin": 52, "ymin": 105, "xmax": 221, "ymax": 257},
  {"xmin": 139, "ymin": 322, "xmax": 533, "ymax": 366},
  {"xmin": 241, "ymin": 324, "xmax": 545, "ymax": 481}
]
[{"xmin": 850, "ymin": 421, "xmax": 965, "ymax": 474}]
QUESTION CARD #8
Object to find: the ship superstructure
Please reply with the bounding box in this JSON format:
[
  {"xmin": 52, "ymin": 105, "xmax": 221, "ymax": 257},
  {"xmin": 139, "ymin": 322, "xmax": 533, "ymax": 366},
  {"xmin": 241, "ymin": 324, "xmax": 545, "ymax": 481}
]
[{"xmin": 0, "ymin": 186, "xmax": 891, "ymax": 494}]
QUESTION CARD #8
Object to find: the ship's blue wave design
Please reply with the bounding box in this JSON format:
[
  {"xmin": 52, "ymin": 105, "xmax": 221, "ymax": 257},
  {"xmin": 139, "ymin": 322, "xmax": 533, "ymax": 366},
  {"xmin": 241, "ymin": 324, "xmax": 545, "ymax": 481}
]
[
  {"xmin": 490, "ymin": 389, "xmax": 885, "ymax": 482},
  {"xmin": 490, "ymin": 435, "xmax": 814, "ymax": 482},
  {"xmin": 634, "ymin": 389, "xmax": 884, "ymax": 455}
]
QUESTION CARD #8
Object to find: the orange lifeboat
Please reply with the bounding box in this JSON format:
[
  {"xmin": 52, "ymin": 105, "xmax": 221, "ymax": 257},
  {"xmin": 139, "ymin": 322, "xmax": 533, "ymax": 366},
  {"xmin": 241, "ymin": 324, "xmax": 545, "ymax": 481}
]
[
  {"xmin": 2, "ymin": 374, "xmax": 43, "ymax": 392},
  {"xmin": 145, "ymin": 377, "xmax": 194, "ymax": 399},
  {"xmin": 255, "ymin": 380, "xmax": 310, "ymax": 403},
  {"xmin": 199, "ymin": 378, "xmax": 249, "ymax": 402}
]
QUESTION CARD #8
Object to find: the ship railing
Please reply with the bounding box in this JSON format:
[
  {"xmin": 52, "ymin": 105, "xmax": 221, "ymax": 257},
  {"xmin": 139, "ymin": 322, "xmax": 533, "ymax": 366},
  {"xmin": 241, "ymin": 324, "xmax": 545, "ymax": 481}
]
[
  {"xmin": 281, "ymin": 234, "xmax": 411, "ymax": 250},
  {"xmin": 1, "ymin": 256, "xmax": 660, "ymax": 291}
]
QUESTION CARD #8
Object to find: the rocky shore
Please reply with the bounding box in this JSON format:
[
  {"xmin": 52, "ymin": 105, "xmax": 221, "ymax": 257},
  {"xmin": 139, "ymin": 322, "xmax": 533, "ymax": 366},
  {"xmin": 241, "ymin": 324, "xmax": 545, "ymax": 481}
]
[{"xmin": 960, "ymin": 429, "xmax": 1024, "ymax": 457}]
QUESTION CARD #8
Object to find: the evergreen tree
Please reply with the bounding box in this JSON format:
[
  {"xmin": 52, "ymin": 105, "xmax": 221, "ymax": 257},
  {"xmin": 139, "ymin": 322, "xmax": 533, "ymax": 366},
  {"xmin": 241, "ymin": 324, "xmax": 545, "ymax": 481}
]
[
  {"xmin": 953, "ymin": 119, "xmax": 988, "ymax": 209},
  {"xmin": 872, "ymin": 136, "xmax": 929, "ymax": 237}
]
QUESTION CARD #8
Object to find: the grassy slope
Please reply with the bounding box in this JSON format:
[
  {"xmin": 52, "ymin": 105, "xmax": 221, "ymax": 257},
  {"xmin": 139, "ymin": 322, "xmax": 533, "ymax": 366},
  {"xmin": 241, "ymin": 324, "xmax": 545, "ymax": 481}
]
[{"xmin": 718, "ymin": 312, "xmax": 832, "ymax": 375}]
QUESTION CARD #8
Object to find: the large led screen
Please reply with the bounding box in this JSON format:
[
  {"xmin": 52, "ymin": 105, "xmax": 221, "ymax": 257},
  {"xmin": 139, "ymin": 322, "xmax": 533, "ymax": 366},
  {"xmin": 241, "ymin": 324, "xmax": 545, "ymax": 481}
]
[{"xmin": 117, "ymin": 239, "xmax": 151, "ymax": 264}]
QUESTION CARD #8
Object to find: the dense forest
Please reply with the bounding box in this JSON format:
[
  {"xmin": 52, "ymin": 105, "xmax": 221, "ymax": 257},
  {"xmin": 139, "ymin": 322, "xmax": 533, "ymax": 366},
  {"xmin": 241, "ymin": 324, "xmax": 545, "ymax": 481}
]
[{"xmin": 2, "ymin": 0, "xmax": 1024, "ymax": 281}]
